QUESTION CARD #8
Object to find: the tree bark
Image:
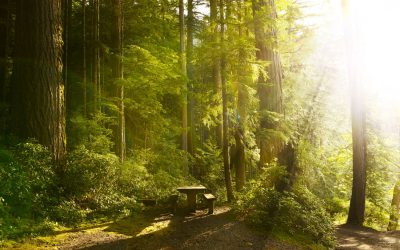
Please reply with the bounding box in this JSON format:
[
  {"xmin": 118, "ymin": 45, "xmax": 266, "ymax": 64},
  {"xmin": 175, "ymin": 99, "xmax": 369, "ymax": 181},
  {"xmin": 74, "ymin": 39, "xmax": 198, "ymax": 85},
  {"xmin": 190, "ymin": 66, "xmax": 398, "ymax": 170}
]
[
  {"xmin": 187, "ymin": 0, "xmax": 194, "ymax": 156},
  {"xmin": 112, "ymin": 0, "xmax": 125, "ymax": 163},
  {"xmin": 210, "ymin": 0, "xmax": 223, "ymax": 148},
  {"xmin": 388, "ymin": 181, "xmax": 400, "ymax": 231},
  {"xmin": 220, "ymin": 0, "xmax": 234, "ymax": 202},
  {"xmin": 252, "ymin": 0, "xmax": 283, "ymax": 167},
  {"xmin": 82, "ymin": 0, "xmax": 87, "ymax": 116},
  {"xmin": 11, "ymin": 0, "xmax": 66, "ymax": 169},
  {"xmin": 342, "ymin": 0, "xmax": 367, "ymax": 226},
  {"xmin": 0, "ymin": 0, "xmax": 9, "ymax": 136},
  {"xmin": 233, "ymin": 128, "xmax": 245, "ymax": 191},
  {"xmin": 92, "ymin": 0, "xmax": 100, "ymax": 112},
  {"xmin": 234, "ymin": 0, "xmax": 248, "ymax": 191},
  {"xmin": 179, "ymin": 0, "xmax": 188, "ymax": 153}
]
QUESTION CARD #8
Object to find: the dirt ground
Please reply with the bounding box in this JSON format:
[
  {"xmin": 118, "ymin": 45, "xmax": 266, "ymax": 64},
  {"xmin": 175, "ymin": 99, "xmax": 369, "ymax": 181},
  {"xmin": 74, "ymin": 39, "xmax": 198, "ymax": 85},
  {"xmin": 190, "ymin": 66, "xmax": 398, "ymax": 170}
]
[
  {"xmin": 54, "ymin": 207, "xmax": 296, "ymax": 250},
  {"xmin": 336, "ymin": 224, "xmax": 400, "ymax": 249},
  {"xmin": 8, "ymin": 207, "xmax": 400, "ymax": 249}
]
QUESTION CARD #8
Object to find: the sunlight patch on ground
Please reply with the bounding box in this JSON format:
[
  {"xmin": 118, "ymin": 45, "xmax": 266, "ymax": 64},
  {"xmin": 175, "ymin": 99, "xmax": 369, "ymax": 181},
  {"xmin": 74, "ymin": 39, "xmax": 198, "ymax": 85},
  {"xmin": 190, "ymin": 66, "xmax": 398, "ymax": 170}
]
[{"xmin": 136, "ymin": 219, "xmax": 171, "ymax": 237}]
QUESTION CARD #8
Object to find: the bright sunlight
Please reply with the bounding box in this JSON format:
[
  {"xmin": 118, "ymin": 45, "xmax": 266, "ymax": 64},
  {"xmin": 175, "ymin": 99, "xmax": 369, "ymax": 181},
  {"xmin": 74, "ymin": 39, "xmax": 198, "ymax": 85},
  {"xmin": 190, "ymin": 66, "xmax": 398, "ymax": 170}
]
[{"xmin": 348, "ymin": 0, "xmax": 400, "ymax": 108}]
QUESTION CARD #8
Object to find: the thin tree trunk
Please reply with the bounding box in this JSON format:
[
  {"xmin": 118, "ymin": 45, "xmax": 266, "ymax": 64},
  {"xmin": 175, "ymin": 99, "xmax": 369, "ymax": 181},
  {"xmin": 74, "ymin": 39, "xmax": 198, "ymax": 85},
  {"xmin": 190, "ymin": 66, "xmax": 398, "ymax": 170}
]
[
  {"xmin": 93, "ymin": 0, "xmax": 100, "ymax": 112},
  {"xmin": 187, "ymin": 0, "xmax": 194, "ymax": 156},
  {"xmin": 210, "ymin": 0, "xmax": 223, "ymax": 148},
  {"xmin": 112, "ymin": 0, "xmax": 125, "ymax": 162},
  {"xmin": 252, "ymin": 0, "xmax": 283, "ymax": 167},
  {"xmin": 220, "ymin": 0, "xmax": 234, "ymax": 202},
  {"xmin": 11, "ymin": 0, "xmax": 66, "ymax": 170},
  {"xmin": 179, "ymin": 0, "xmax": 188, "ymax": 153},
  {"xmin": 388, "ymin": 181, "xmax": 400, "ymax": 231},
  {"xmin": 234, "ymin": 0, "xmax": 247, "ymax": 191},
  {"xmin": 82, "ymin": 0, "xmax": 87, "ymax": 117}
]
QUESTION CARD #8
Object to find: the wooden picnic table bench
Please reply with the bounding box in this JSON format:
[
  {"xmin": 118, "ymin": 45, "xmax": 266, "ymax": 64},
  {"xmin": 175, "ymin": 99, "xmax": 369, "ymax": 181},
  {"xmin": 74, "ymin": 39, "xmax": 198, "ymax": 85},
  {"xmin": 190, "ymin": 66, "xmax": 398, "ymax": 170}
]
[
  {"xmin": 203, "ymin": 193, "xmax": 216, "ymax": 214},
  {"xmin": 177, "ymin": 185, "xmax": 207, "ymax": 212}
]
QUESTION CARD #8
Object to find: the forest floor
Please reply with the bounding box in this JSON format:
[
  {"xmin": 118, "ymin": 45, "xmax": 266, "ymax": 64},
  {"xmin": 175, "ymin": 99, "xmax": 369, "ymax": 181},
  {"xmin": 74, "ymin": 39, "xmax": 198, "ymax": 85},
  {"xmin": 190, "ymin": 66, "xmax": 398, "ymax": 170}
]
[
  {"xmin": 8, "ymin": 206, "xmax": 299, "ymax": 249},
  {"xmin": 5, "ymin": 207, "xmax": 400, "ymax": 249},
  {"xmin": 336, "ymin": 224, "xmax": 400, "ymax": 249}
]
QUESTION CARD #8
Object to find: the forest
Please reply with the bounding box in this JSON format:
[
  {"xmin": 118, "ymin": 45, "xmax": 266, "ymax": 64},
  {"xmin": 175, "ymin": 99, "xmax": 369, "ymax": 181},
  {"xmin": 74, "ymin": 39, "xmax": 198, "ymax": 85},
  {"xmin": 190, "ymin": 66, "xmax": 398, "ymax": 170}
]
[{"xmin": 1, "ymin": 0, "xmax": 400, "ymax": 249}]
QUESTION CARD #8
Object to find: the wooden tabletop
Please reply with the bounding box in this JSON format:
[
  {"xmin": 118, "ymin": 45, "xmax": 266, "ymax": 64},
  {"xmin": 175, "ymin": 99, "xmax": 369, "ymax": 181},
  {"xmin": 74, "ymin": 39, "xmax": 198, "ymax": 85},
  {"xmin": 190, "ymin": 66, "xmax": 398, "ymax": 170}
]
[{"xmin": 177, "ymin": 185, "xmax": 206, "ymax": 191}]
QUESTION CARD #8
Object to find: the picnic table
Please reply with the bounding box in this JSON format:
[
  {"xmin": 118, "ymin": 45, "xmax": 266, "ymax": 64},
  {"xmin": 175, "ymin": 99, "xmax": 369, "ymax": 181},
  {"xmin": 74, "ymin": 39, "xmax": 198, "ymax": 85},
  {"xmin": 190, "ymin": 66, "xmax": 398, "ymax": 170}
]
[{"xmin": 177, "ymin": 185, "xmax": 207, "ymax": 212}]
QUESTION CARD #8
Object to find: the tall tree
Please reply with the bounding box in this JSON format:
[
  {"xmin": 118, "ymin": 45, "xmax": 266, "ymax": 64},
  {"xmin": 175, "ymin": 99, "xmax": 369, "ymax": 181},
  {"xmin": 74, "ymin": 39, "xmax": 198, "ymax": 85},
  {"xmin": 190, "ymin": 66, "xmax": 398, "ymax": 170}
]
[
  {"xmin": 252, "ymin": 0, "xmax": 284, "ymax": 167},
  {"xmin": 210, "ymin": 0, "xmax": 223, "ymax": 148},
  {"xmin": 233, "ymin": 0, "xmax": 248, "ymax": 191},
  {"xmin": 342, "ymin": 0, "xmax": 367, "ymax": 226},
  {"xmin": 11, "ymin": 0, "xmax": 66, "ymax": 169},
  {"xmin": 220, "ymin": 0, "xmax": 234, "ymax": 202},
  {"xmin": 179, "ymin": 0, "xmax": 188, "ymax": 153},
  {"xmin": 0, "ymin": 0, "xmax": 10, "ymax": 135},
  {"xmin": 112, "ymin": 0, "xmax": 125, "ymax": 162},
  {"xmin": 92, "ymin": 0, "xmax": 100, "ymax": 112},
  {"xmin": 187, "ymin": 0, "xmax": 194, "ymax": 155},
  {"xmin": 82, "ymin": 0, "xmax": 88, "ymax": 116}
]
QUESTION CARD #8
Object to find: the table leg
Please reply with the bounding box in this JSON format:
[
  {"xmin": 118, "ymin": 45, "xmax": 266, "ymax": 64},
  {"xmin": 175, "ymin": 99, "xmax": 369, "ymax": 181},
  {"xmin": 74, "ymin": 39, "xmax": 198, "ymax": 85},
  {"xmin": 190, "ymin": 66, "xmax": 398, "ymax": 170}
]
[{"xmin": 187, "ymin": 192, "xmax": 196, "ymax": 212}]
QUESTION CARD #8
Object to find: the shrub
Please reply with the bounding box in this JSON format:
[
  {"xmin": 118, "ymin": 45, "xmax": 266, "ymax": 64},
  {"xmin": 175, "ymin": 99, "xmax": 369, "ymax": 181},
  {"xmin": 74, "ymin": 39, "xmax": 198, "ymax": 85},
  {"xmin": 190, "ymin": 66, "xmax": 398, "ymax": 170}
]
[
  {"xmin": 51, "ymin": 200, "xmax": 88, "ymax": 227},
  {"xmin": 0, "ymin": 141, "xmax": 57, "ymax": 219},
  {"xmin": 234, "ymin": 182, "xmax": 335, "ymax": 248},
  {"xmin": 65, "ymin": 146, "xmax": 119, "ymax": 200}
]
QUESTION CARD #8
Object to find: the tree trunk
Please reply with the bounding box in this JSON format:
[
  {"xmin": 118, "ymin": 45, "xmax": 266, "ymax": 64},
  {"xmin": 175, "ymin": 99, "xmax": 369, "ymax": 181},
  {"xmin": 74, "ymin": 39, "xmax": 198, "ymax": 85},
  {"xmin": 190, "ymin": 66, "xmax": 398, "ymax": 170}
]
[
  {"xmin": 179, "ymin": 0, "xmax": 188, "ymax": 153},
  {"xmin": 252, "ymin": 0, "xmax": 283, "ymax": 167},
  {"xmin": 234, "ymin": 0, "xmax": 248, "ymax": 191},
  {"xmin": 82, "ymin": 0, "xmax": 87, "ymax": 116},
  {"xmin": 0, "ymin": 0, "xmax": 9, "ymax": 136},
  {"xmin": 277, "ymin": 143, "xmax": 296, "ymax": 191},
  {"xmin": 112, "ymin": 0, "xmax": 125, "ymax": 163},
  {"xmin": 63, "ymin": 0, "xmax": 72, "ymax": 149},
  {"xmin": 187, "ymin": 0, "xmax": 194, "ymax": 157},
  {"xmin": 210, "ymin": 0, "xmax": 223, "ymax": 148},
  {"xmin": 11, "ymin": 0, "xmax": 66, "ymax": 169},
  {"xmin": 346, "ymin": 92, "xmax": 366, "ymax": 226},
  {"xmin": 92, "ymin": 0, "xmax": 100, "ymax": 112},
  {"xmin": 342, "ymin": 0, "xmax": 367, "ymax": 226},
  {"xmin": 220, "ymin": 0, "xmax": 234, "ymax": 202},
  {"xmin": 388, "ymin": 181, "xmax": 400, "ymax": 231},
  {"xmin": 233, "ymin": 128, "xmax": 245, "ymax": 191}
]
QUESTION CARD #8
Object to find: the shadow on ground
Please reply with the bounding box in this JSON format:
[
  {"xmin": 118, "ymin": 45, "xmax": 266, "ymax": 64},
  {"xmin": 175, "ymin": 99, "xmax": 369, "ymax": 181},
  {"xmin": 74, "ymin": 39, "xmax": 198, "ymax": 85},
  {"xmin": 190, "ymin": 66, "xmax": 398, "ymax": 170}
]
[{"xmin": 59, "ymin": 207, "xmax": 269, "ymax": 250}]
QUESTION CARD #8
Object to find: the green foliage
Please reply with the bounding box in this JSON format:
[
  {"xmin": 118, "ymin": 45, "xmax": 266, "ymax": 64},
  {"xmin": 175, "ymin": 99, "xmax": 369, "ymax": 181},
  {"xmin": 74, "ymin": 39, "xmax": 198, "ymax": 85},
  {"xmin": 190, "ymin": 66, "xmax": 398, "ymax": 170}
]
[
  {"xmin": 193, "ymin": 142, "xmax": 224, "ymax": 192},
  {"xmin": 64, "ymin": 146, "xmax": 119, "ymax": 204},
  {"xmin": 52, "ymin": 200, "xmax": 88, "ymax": 227},
  {"xmin": 0, "ymin": 141, "xmax": 57, "ymax": 219},
  {"xmin": 68, "ymin": 113, "xmax": 114, "ymax": 153},
  {"xmin": 0, "ymin": 142, "xmax": 58, "ymax": 240},
  {"xmin": 234, "ymin": 180, "xmax": 335, "ymax": 248}
]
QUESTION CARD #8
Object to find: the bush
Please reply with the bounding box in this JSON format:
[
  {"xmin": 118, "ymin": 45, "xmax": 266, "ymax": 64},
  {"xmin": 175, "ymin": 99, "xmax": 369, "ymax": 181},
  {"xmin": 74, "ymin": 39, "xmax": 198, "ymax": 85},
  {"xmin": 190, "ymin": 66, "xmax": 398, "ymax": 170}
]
[
  {"xmin": 193, "ymin": 142, "xmax": 224, "ymax": 193},
  {"xmin": 0, "ymin": 141, "xmax": 58, "ymax": 240},
  {"xmin": 234, "ymin": 182, "xmax": 335, "ymax": 248},
  {"xmin": 65, "ymin": 146, "xmax": 119, "ymax": 200},
  {"xmin": 64, "ymin": 146, "xmax": 139, "ymax": 219},
  {"xmin": 118, "ymin": 154, "xmax": 157, "ymax": 198},
  {"xmin": 0, "ymin": 141, "xmax": 57, "ymax": 219},
  {"xmin": 52, "ymin": 200, "xmax": 88, "ymax": 227}
]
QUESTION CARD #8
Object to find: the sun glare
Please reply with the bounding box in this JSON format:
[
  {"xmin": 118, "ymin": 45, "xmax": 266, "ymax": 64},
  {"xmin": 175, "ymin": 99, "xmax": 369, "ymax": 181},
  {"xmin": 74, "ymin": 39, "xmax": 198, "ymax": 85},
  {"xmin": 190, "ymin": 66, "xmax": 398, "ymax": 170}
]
[{"xmin": 349, "ymin": 0, "xmax": 400, "ymax": 107}]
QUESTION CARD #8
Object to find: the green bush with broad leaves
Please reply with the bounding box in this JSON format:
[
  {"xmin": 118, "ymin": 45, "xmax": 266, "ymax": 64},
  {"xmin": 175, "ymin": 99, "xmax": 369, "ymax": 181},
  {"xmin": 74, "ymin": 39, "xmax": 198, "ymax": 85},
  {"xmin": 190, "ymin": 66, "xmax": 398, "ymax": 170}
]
[
  {"xmin": 234, "ymin": 180, "xmax": 336, "ymax": 249},
  {"xmin": 0, "ymin": 141, "xmax": 58, "ymax": 240}
]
